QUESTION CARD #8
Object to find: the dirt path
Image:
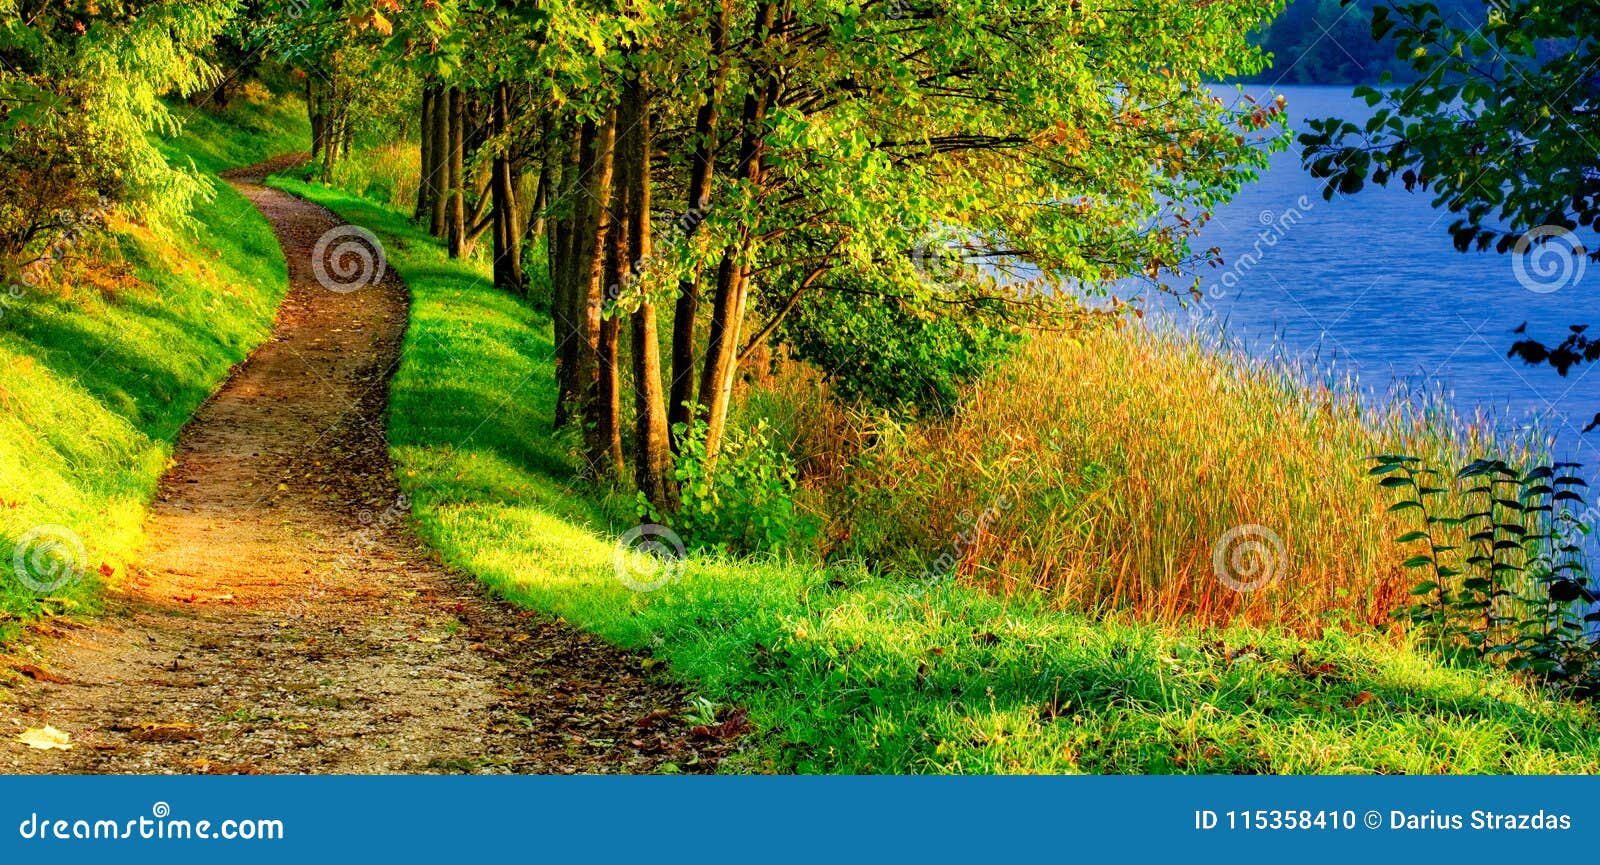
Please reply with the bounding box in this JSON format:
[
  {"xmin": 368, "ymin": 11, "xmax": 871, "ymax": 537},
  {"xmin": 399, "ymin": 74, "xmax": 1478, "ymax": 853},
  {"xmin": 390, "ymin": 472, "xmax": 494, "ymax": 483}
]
[{"xmin": 0, "ymin": 158, "xmax": 730, "ymax": 774}]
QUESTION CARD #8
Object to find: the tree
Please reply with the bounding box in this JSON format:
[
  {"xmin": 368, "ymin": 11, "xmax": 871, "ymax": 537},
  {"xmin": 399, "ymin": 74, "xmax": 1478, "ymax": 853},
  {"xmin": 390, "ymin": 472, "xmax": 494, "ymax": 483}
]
[
  {"xmin": 0, "ymin": 0, "xmax": 234, "ymax": 264},
  {"xmin": 1299, "ymin": 0, "xmax": 1600, "ymax": 424},
  {"xmin": 313, "ymin": 0, "xmax": 1285, "ymax": 514}
]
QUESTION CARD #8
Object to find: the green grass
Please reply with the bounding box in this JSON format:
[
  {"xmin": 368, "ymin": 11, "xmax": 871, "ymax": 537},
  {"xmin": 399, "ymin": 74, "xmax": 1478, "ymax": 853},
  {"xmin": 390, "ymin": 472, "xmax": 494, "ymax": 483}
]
[
  {"xmin": 268, "ymin": 174, "xmax": 1600, "ymax": 774},
  {"xmin": 0, "ymin": 91, "xmax": 308, "ymax": 635}
]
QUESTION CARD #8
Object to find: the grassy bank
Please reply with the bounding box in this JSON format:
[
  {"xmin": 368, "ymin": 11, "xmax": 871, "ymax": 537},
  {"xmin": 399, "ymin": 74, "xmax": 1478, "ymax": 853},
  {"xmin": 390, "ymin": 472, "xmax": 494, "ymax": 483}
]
[
  {"xmin": 0, "ymin": 90, "xmax": 307, "ymax": 637},
  {"xmin": 271, "ymin": 173, "xmax": 1600, "ymax": 774},
  {"xmin": 817, "ymin": 326, "xmax": 1504, "ymax": 632}
]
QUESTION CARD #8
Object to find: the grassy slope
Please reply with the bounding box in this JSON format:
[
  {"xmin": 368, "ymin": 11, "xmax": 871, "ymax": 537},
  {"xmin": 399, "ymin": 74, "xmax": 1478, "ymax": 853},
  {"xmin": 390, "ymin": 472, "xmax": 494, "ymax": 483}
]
[
  {"xmin": 0, "ymin": 93, "xmax": 308, "ymax": 634},
  {"xmin": 269, "ymin": 176, "xmax": 1600, "ymax": 775}
]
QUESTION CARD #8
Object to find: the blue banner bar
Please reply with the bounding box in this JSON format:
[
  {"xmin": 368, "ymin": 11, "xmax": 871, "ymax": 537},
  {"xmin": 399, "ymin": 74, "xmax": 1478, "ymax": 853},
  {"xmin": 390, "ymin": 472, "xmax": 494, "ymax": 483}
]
[{"xmin": 0, "ymin": 777, "xmax": 1593, "ymax": 864}]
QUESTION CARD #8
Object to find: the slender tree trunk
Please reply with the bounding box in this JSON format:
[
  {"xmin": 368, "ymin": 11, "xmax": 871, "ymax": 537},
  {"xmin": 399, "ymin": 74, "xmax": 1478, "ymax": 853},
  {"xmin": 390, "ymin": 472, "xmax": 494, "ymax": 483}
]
[
  {"xmin": 596, "ymin": 180, "xmax": 626, "ymax": 480},
  {"xmin": 415, "ymin": 86, "xmax": 436, "ymax": 221},
  {"xmin": 545, "ymin": 121, "xmax": 576, "ymax": 422},
  {"xmin": 698, "ymin": 4, "xmax": 778, "ymax": 465},
  {"xmin": 527, "ymin": 162, "xmax": 549, "ymax": 251},
  {"xmin": 447, "ymin": 88, "xmax": 467, "ymax": 258},
  {"xmin": 319, "ymin": 78, "xmax": 339, "ymax": 183},
  {"xmin": 491, "ymin": 82, "xmax": 524, "ymax": 295},
  {"xmin": 556, "ymin": 119, "xmax": 609, "ymax": 431},
  {"xmin": 429, "ymin": 84, "xmax": 450, "ymax": 237},
  {"xmin": 307, "ymin": 78, "xmax": 325, "ymax": 159},
  {"xmin": 618, "ymin": 80, "xmax": 674, "ymax": 507},
  {"xmin": 668, "ymin": 0, "xmax": 733, "ymax": 449}
]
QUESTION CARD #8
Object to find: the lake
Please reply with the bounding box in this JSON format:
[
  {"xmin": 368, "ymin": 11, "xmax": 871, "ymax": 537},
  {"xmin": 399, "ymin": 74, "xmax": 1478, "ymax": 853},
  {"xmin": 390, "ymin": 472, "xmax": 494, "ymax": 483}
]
[{"xmin": 1122, "ymin": 85, "xmax": 1600, "ymax": 466}]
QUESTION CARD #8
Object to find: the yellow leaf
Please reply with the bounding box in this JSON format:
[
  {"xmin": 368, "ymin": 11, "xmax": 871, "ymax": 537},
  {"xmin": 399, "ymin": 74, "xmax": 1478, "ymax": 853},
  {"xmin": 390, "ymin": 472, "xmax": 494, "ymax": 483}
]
[{"xmin": 17, "ymin": 726, "xmax": 72, "ymax": 750}]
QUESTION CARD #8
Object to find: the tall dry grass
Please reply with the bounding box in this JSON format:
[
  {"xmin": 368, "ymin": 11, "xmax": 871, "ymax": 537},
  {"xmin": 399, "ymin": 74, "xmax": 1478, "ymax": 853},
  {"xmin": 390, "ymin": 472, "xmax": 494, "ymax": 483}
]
[
  {"xmin": 329, "ymin": 142, "xmax": 420, "ymax": 213},
  {"xmin": 818, "ymin": 324, "xmax": 1509, "ymax": 631}
]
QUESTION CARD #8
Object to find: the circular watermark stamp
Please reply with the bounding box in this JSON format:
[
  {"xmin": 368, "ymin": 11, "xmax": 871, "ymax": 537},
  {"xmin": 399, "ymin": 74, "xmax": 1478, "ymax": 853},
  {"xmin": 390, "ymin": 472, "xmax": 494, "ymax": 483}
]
[
  {"xmin": 11, "ymin": 524, "xmax": 85, "ymax": 594},
  {"xmin": 1211, "ymin": 524, "xmax": 1286, "ymax": 593},
  {"xmin": 613, "ymin": 524, "xmax": 687, "ymax": 592},
  {"xmin": 1512, "ymin": 225, "xmax": 1587, "ymax": 294},
  {"xmin": 907, "ymin": 225, "xmax": 969, "ymax": 290},
  {"xmin": 312, "ymin": 225, "xmax": 387, "ymax": 294}
]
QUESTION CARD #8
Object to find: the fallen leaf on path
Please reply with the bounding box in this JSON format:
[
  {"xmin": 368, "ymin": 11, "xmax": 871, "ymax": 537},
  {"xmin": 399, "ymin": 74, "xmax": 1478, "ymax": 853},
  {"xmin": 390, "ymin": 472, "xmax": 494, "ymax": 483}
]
[
  {"xmin": 126, "ymin": 722, "xmax": 200, "ymax": 743},
  {"xmin": 185, "ymin": 758, "xmax": 262, "ymax": 775},
  {"xmin": 11, "ymin": 663, "xmax": 71, "ymax": 684},
  {"xmin": 690, "ymin": 709, "xmax": 752, "ymax": 741},
  {"xmin": 17, "ymin": 726, "xmax": 73, "ymax": 750}
]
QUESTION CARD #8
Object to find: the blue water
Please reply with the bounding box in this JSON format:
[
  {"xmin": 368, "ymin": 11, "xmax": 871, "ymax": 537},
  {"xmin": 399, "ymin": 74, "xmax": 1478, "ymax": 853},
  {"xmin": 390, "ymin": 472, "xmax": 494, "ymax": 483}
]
[{"xmin": 1122, "ymin": 85, "xmax": 1600, "ymax": 465}]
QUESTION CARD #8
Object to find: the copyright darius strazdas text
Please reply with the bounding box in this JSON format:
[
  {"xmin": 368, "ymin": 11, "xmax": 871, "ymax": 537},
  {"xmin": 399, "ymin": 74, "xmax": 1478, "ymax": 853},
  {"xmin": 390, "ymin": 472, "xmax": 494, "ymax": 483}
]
[{"xmin": 1194, "ymin": 809, "xmax": 1572, "ymax": 832}]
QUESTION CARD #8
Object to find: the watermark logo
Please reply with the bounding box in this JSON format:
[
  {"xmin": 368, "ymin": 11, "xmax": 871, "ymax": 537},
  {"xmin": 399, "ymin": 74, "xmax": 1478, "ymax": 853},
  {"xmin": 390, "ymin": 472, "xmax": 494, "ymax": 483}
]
[
  {"xmin": 1512, "ymin": 225, "xmax": 1587, "ymax": 294},
  {"xmin": 11, "ymin": 524, "xmax": 85, "ymax": 594},
  {"xmin": 288, "ymin": 494, "xmax": 410, "ymax": 620},
  {"xmin": 1211, "ymin": 524, "xmax": 1286, "ymax": 593},
  {"xmin": 1198, "ymin": 194, "xmax": 1315, "ymax": 299},
  {"xmin": 613, "ymin": 524, "xmax": 687, "ymax": 592},
  {"xmin": 908, "ymin": 225, "xmax": 970, "ymax": 291},
  {"xmin": 311, "ymin": 225, "xmax": 387, "ymax": 294}
]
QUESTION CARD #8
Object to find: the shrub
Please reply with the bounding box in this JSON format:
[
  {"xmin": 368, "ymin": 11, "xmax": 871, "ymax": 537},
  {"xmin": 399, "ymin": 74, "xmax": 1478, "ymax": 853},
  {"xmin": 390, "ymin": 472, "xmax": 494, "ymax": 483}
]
[
  {"xmin": 1374, "ymin": 454, "xmax": 1600, "ymax": 695},
  {"xmin": 646, "ymin": 418, "xmax": 814, "ymax": 555},
  {"xmin": 780, "ymin": 288, "xmax": 1020, "ymax": 417}
]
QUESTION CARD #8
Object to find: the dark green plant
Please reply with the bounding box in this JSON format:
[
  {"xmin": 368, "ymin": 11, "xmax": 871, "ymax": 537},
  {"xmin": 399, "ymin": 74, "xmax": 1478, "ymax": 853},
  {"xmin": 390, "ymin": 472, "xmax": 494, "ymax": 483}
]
[
  {"xmin": 1373, "ymin": 454, "xmax": 1600, "ymax": 695},
  {"xmin": 642, "ymin": 418, "xmax": 813, "ymax": 556},
  {"xmin": 780, "ymin": 288, "xmax": 1021, "ymax": 418}
]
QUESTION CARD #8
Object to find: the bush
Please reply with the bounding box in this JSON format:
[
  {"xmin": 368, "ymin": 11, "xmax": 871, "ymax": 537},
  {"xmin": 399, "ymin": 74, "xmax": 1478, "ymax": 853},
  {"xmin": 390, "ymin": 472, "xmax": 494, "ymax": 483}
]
[
  {"xmin": 647, "ymin": 418, "xmax": 813, "ymax": 555},
  {"xmin": 780, "ymin": 288, "xmax": 1019, "ymax": 417},
  {"xmin": 1374, "ymin": 455, "xmax": 1600, "ymax": 696}
]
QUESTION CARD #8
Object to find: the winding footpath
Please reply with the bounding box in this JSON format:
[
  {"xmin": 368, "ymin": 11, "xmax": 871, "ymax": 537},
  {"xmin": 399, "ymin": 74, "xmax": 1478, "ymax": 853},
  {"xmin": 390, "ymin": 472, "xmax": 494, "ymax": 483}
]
[{"xmin": 0, "ymin": 158, "xmax": 725, "ymax": 774}]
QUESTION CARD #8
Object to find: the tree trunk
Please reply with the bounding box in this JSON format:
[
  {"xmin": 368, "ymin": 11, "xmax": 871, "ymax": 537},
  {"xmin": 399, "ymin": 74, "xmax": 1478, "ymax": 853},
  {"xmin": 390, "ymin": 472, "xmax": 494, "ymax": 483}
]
[
  {"xmin": 619, "ymin": 79, "xmax": 674, "ymax": 508},
  {"xmin": 429, "ymin": 84, "xmax": 450, "ymax": 237},
  {"xmin": 415, "ymin": 86, "xmax": 436, "ymax": 221},
  {"xmin": 697, "ymin": 4, "xmax": 778, "ymax": 465},
  {"xmin": 447, "ymin": 88, "xmax": 467, "ymax": 259},
  {"xmin": 491, "ymin": 82, "xmax": 524, "ymax": 295},
  {"xmin": 545, "ymin": 122, "xmax": 576, "ymax": 424},
  {"xmin": 319, "ymin": 77, "xmax": 339, "ymax": 183},
  {"xmin": 668, "ymin": 0, "xmax": 733, "ymax": 449},
  {"xmin": 597, "ymin": 183, "xmax": 626, "ymax": 481},
  {"xmin": 555, "ymin": 119, "xmax": 610, "ymax": 431},
  {"xmin": 307, "ymin": 78, "xmax": 325, "ymax": 159},
  {"xmin": 527, "ymin": 162, "xmax": 549, "ymax": 251}
]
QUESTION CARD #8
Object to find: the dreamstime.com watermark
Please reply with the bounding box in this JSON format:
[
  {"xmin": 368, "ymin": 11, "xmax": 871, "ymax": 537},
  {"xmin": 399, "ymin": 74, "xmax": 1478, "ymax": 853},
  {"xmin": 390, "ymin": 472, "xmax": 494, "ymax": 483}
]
[
  {"xmin": 1511, "ymin": 225, "xmax": 1588, "ymax": 294},
  {"xmin": 885, "ymin": 494, "xmax": 1017, "ymax": 613},
  {"xmin": 1, "ymin": 197, "xmax": 114, "ymax": 324},
  {"xmin": 598, "ymin": 206, "xmax": 711, "ymax": 314},
  {"xmin": 311, "ymin": 225, "xmax": 387, "ymax": 293},
  {"xmin": 287, "ymin": 494, "xmax": 410, "ymax": 619},
  {"xmin": 17, "ymin": 802, "xmax": 284, "ymax": 842},
  {"xmin": 10, "ymin": 524, "xmax": 86, "ymax": 595},
  {"xmin": 1186, "ymin": 194, "xmax": 1317, "ymax": 326},
  {"xmin": 613, "ymin": 523, "xmax": 687, "ymax": 592},
  {"xmin": 1212, "ymin": 524, "xmax": 1287, "ymax": 593}
]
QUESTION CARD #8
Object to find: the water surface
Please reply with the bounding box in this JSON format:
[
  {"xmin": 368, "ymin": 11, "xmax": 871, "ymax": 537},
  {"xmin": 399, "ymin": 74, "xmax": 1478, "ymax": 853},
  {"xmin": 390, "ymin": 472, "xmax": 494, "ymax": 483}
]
[{"xmin": 1125, "ymin": 85, "xmax": 1600, "ymax": 464}]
